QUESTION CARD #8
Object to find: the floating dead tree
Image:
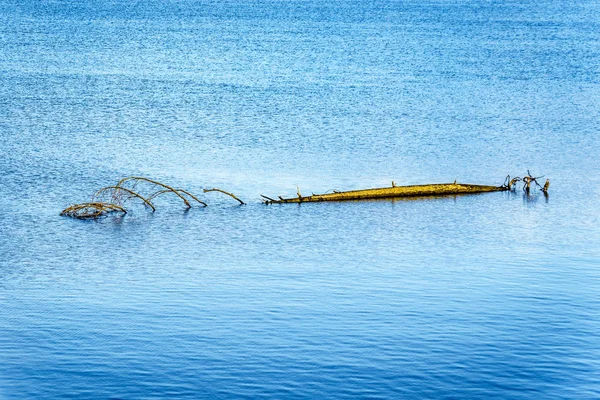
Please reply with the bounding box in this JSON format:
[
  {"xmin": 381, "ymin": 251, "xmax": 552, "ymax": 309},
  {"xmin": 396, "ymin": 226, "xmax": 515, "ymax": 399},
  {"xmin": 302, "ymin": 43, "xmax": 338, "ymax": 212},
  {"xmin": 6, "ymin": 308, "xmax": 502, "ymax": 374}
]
[
  {"xmin": 262, "ymin": 172, "xmax": 550, "ymax": 204},
  {"xmin": 62, "ymin": 173, "xmax": 548, "ymax": 218},
  {"xmin": 61, "ymin": 177, "xmax": 211, "ymax": 219}
]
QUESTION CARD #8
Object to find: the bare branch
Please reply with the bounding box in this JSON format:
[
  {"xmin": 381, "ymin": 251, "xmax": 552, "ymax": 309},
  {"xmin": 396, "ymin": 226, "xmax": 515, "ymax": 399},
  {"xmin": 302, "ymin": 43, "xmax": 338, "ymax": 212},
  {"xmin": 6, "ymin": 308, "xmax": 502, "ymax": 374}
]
[
  {"xmin": 203, "ymin": 188, "xmax": 245, "ymax": 205},
  {"xmin": 94, "ymin": 186, "xmax": 156, "ymax": 211},
  {"xmin": 60, "ymin": 202, "xmax": 127, "ymax": 219}
]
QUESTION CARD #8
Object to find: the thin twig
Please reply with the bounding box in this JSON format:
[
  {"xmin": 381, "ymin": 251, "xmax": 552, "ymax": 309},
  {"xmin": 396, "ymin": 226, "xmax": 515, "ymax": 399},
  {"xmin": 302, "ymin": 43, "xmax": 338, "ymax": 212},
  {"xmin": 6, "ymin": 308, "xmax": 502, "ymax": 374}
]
[{"xmin": 260, "ymin": 194, "xmax": 276, "ymax": 202}]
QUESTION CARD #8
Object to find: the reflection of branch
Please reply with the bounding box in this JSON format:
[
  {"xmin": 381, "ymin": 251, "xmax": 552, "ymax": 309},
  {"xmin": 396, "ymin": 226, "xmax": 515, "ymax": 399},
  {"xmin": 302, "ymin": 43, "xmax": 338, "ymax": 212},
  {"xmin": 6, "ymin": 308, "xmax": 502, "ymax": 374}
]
[{"xmin": 203, "ymin": 188, "xmax": 245, "ymax": 205}]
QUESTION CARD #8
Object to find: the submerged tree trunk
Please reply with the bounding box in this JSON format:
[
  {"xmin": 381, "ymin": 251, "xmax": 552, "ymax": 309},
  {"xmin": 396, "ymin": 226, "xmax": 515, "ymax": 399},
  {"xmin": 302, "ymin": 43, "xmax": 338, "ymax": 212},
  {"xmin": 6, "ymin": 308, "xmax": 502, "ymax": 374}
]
[{"xmin": 262, "ymin": 182, "xmax": 508, "ymax": 204}]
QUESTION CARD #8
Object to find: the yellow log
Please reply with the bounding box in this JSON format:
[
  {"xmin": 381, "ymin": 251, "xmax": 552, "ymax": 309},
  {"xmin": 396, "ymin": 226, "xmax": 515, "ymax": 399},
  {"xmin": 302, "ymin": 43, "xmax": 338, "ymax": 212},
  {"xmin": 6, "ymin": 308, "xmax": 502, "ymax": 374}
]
[{"xmin": 263, "ymin": 182, "xmax": 507, "ymax": 204}]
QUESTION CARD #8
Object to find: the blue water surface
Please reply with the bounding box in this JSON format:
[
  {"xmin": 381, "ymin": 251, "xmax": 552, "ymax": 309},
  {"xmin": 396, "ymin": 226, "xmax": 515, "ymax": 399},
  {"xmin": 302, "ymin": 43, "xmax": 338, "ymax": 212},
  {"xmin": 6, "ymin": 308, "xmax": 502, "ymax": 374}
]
[{"xmin": 1, "ymin": 0, "xmax": 600, "ymax": 398}]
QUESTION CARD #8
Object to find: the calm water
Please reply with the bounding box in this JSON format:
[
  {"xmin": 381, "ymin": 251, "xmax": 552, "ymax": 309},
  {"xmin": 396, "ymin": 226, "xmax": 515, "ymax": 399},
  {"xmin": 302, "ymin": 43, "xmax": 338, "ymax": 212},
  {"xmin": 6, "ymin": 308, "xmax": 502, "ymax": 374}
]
[{"xmin": 1, "ymin": 0, "xmax": 600, "ymax": 398}]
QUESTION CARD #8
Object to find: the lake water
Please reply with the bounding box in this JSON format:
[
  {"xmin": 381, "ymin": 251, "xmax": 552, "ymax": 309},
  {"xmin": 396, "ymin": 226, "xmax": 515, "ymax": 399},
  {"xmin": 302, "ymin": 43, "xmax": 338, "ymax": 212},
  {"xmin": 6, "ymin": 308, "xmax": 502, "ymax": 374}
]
[{"xmin": 1, "ymin": 0, "xmax": 600, "ymax": 398}]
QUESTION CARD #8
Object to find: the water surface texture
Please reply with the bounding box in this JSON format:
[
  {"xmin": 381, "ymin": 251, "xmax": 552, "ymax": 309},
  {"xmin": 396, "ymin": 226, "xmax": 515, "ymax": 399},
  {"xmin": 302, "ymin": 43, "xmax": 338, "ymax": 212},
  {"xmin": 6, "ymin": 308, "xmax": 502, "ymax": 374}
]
[{"xmin": 1, "ymin": 0, "xmax": 600, "ymax": 398}]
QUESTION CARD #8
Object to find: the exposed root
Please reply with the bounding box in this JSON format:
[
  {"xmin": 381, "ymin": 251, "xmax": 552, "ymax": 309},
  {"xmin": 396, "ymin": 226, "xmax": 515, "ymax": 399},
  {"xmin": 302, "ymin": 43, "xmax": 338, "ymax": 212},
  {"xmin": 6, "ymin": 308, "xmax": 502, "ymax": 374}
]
[
  {"xmin": 522, "ymin": 170, "xmax": 545, "ymax": 193},
  {"xmin": 60, "ymin": 202, "xmax": 127, "ymax": 219},
  {"xmin": 503, "ymin": 175, "xmax": 522, "ymax": 191},
  {"xmin": 504, "ymin": 172, "xmax": 548, "ymax": 193},
  {"xmin": 542, "ymin": 179, "xmax": 550, "ymax": 193},
  {"xmin": 203, "ymin": 188, "xmax": 245, "ymax": 205}
]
